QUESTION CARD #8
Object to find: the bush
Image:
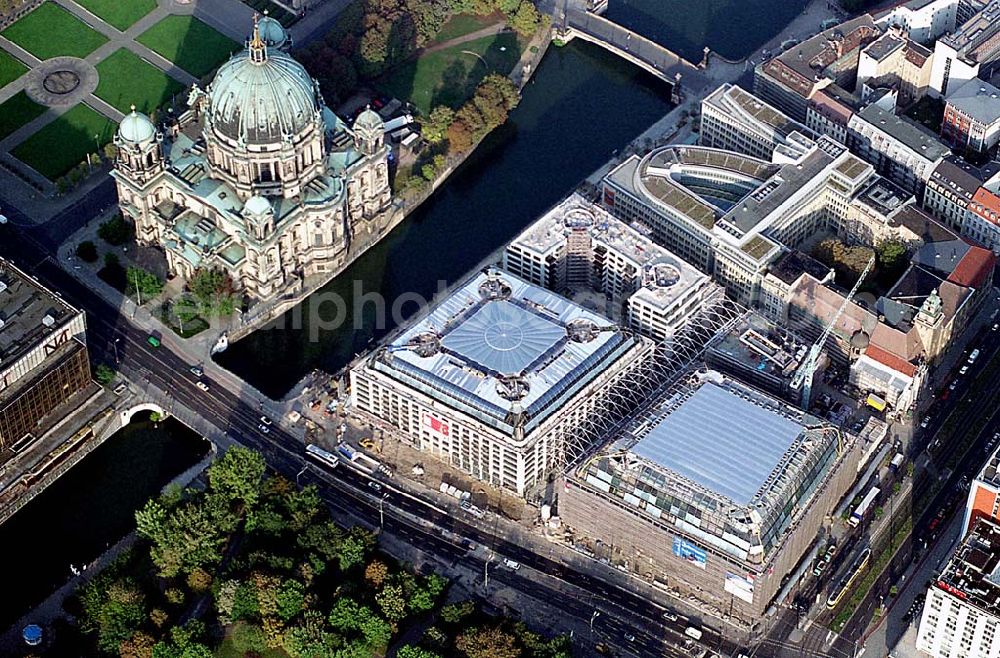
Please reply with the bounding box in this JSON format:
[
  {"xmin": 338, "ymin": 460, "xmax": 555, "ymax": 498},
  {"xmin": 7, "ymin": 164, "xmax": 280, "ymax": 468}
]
[
  {"xmin": 97, "ymin": 214, "xmax": 134, "ymax": 246},
  {"xmin": 95, "ymin": 363, "xmax": 116, "ymax": 385},
  {"xmin": 76, "ymin": 240, "xmax": 98, "ymax": 262}
]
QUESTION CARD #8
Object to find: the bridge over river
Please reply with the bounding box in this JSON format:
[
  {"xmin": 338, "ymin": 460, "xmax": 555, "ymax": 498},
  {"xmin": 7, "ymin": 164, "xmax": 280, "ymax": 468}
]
[{"xmin": 542, "ymin": 0, "xmax": 709, "ymax": 95}]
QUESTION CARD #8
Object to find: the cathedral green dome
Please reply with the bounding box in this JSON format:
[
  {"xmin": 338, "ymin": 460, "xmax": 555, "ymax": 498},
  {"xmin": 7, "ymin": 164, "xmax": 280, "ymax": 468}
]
[
  {"xmin": 257, "ymin": 16, "xmax": 287, "ymax": 48},
  {"xmin": 207, "ymin": 30, "xmax": 321, "ymax": 145}
]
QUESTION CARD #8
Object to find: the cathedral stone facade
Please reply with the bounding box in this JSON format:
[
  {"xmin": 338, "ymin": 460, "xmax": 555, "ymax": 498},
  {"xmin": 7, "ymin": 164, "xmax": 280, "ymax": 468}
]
[{"xmin": 111, "ymin": 17, "xmax": 392, "ymax": 301}]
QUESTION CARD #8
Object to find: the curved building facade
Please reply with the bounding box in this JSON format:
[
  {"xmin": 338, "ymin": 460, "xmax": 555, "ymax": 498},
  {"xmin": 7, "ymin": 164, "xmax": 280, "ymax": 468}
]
[{"xmin": 111, "ymin": 18, "xmax": 391, "ymax": 301}]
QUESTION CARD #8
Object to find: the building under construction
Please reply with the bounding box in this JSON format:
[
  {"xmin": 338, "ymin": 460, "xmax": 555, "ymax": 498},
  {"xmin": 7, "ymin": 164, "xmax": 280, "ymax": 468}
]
[{"xmin": 559, "ymin": 367, "xmax": 866, "ymax": 623}]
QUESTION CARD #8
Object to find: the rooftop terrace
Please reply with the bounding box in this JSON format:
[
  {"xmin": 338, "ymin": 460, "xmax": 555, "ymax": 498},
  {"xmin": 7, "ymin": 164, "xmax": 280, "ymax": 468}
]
[{"xmin": 937, "ymin": 517, "xmax": 1000, "ymax": 616}]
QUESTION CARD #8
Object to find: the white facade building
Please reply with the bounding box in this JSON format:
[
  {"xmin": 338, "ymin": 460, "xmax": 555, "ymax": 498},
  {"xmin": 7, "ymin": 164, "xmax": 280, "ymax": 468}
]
[
  {"xmin": 503, "ymin": 194, "xmax": 722, "ymax": 342},
  {"xmin": 350, "ymin": 269, "xmax": 654, "ymax": 497},
  {"xmin": 848, "ymin": 103, "xmax": 948, "ymax": 194},
  {"xmin": 875, "ymin": 0, "xmax": 958, "ymax": 43},
  {"xmin": 699, "ymin": 83, "xmax": 815, "ymax": 161},
  {"xmin": 916, "ymin": 518, "xmax": 1000, "ymax": 658}
]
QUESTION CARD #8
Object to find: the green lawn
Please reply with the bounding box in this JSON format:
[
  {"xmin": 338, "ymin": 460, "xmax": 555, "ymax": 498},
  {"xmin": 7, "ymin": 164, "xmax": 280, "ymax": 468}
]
[
  {"xmin": 377, "ymin": 31, "xmax": 523, "ymax": 114},
  {"xmin": 12, "ymin": 103, "xmax": 116, "ymax": 180},
  {"xmin": 95, "ymin": 49, "xmax": 185, "ymax": 114},
  {"xmin": 433, "ymin": 13, "xmax": 500, "ymax": 43},
  {"xmin": 1, "ymin": 2, "xmax": 108, "ymax": 60},
  {"xmin": 137, "ymin": 15, "xmax": 238, "ymax": 78},
  {"xmin": 74, "ymin": 0, "xmax": 157, "ymax": 31},
  {"xmin": 0, "ymin": 91, "xmax": 46, "ymax": 141},
  {"xmin": 0, "ymin": 49, "xmax": 28, "ymax": 88}
]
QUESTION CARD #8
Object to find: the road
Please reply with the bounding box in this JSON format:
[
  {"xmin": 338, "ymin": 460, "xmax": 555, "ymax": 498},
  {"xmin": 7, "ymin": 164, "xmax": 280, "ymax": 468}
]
[{"xmin": 0, "ymin": 198, "xmax": 736, "ymax": 657}]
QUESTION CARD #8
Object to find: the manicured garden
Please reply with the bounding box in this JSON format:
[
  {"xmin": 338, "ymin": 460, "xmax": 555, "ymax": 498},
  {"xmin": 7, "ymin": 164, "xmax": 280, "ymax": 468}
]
[
  {"xmin": 0, "ymin": 49, "xmax": 27, "ymax": 88},
  {"xmin": 137, "ymin": 15, "xmax": 238, "ymax": 78},
  {"xmin": 377, "ymin": 31, "xmax": 523, "ymax": 114},
  {"xmin": 1, "ymin": 2, "xmax": 108, "ymax": 60},
  {"xmin": 95, "ymin": 49, "xmax": 185, "ymax": 114},
  {"xmin": 74, "ymin": 0, "xmax": 157, "ymax": 31},
  {"xmin": 11, "ymin": 103, "xmax": 115, "ymax": 180},
  {"xmin": 0, "ymin": 90, "xmax": 45, "ymax": 141}
]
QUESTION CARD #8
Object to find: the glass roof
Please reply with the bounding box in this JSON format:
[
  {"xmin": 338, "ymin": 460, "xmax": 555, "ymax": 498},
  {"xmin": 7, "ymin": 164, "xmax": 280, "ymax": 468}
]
[
  {"xmin": 441, "ymin": 301, "xmax": 565, "ymax": 375},
  {"xmin": 631, "ymin": 383, "xmax": 803, "ymax": 505}
]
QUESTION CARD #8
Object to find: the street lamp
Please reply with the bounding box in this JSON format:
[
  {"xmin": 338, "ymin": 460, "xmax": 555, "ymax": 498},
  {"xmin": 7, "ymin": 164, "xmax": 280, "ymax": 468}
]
[
  {"xmin": 378, "ymin": 493, "xmax": 389, "ymax": 530},
  {"xmin": 484, "ymin": 552, "xmax": 493, "ymax": 591},
  {"xmin": 590, "ymin": 610, "xmax": 600, "ymax": 635},
  {"xmin": 295, "ymin": 464, "xmax": 308, "ymax": 487},
  {"xmin": 113, "ymin": 337, "xmax": 120, "ymax": 364}
]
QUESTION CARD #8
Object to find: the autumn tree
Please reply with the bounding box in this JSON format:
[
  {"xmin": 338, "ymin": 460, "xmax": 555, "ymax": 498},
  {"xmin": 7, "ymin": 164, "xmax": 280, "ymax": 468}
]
[
  {"xmin": 456, "ymin": 626, "xmax": 521, "ymax": 658},
  {"xmin": 365, "ymin": 560, "xmax": 389, "ymax": 587},
  {"xmin": 422, "ymin": 105, "xmax": 455, "ymax": 144}
]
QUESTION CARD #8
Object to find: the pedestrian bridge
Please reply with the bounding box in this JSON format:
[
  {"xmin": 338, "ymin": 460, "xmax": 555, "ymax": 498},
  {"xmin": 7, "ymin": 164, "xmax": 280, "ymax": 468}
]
[{"xmin": 558, "ymin": 10, "xmax": 702, "ymax": 85}]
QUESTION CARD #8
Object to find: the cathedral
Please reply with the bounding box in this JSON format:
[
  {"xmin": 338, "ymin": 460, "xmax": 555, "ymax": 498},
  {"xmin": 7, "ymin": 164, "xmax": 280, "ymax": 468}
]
[{"xmin": 111, "ymin": 16, "xmax": 392, "ymax": 301}]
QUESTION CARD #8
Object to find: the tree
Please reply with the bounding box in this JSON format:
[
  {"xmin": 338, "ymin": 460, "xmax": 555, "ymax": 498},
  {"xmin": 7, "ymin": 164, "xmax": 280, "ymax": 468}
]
[
  {"xmin": 456, "ymin": 626, "xmax": 521, "ymax": 658},
  {"xmin": 188, "ymin": 268, "xmax": 235, "ymax": 317},
  {"xmin": 359, "ymin": 613, "xmax": 393, "ymax": 647},
  {"xmin": 126, "ymin": 267, "xmax": 164, "ymax": 302},
  {"xmin": 276, "ymin": 578, "xmax": 306, "ymax": 622},
  {"xmin": 365, "ymin": 560, "xmax": 389, "ymax": 588},
  {"xmin": 336, "ymin": 526, "xmax": 376, "ymax": 571},
  {"xmin": 376, "ymin": 583, "xmax": 408, "ymax": 622},
  {"xmin": 95, "ymin": 364, "xmax": 116, "ymax": 386},
  {"xmin": 104, "ymin": 252, "xmax": 121, "ymax": 269},
  {"xmin": 230, "ymin": 623, "xmax": 267, "ymax": 655},
  {"xmin": 98, "ymin": 214, "xmax": 134, "ymax": 246},
  {"xmin": 421, "ymin": 162, "xmax": 437, "ymax": 181},
  {"xmin": 439, "ymin": 599, "xmax": 475, "ymax": 624},
  {"xmin": 422, "ymin": 106, "xmax": 454, "ymax": 144},
  {"xmin": 397, "ymin": 647, "xmax": 442, "ymax": 658},
  {"xmin": 446, "ymin": 118, "xmax": 474, "ymax": 152},
  {"xmin": 119, "ymin": 630, "xmax": 156, "ymax": 658},
  {"xmin": 77, "ymin": 240, "xmax": 98, "ymax": 262},
  {"xmin": 208, "ymin": 446, "xmax": 266, "ymax": 510},
  {"xmin": 509, "ymin": 0, "xmax": 541, "ymax": 35},
  {"xmin": 78, "ymin": 577, "xmax": 147, "ymax": 653},
  {"xmin": 186, "ymin": 567, "xmax": 213, "ymax": 592},
  {"xmin": 327, "ymin": 597, "xmax": 363, "ymax": 633}
]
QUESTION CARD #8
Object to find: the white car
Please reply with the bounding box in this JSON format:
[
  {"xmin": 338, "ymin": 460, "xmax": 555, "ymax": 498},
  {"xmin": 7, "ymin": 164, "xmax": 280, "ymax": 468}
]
[
  {"xmin": 189, "ymin": 365, "xmax": 203, "ymax": 377},
  {"xmin": 260, "ymin": 415, "xmax": 272, "ymax": 425},
  {"xmin": 195, "ymin": 381, "xmax": 209, "ymax": 392},
  {"xmin": 503, "ymin": 558, "xmax": 520, "ymax": 570},
  {"xmin": 960, "ymin": 365, "xmax": 969, "ymax": 375},
  {"xmin": 368, "ymin": 481, "xmax": 383, "ymax": 492},
  {"xmin": 949, "ymin": 380, "xmax": 959, "ymax": 391},
  {"xmin": 258, "ymin": 424, "xmax": 270, "ymax": 434}
]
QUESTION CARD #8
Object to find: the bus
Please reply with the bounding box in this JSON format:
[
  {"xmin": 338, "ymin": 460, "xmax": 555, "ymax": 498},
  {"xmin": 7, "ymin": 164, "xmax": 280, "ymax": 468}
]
[
  {"xmin": 826, "ymin": 547, "xmax": 871, "ymax": 609},
  {"xmin": 306, "ymin": 444, "xmax": 340, "ymax": 470},
  {"xmin": 850, "ymin": 486, "xmax": 881, "ymax": 527}
]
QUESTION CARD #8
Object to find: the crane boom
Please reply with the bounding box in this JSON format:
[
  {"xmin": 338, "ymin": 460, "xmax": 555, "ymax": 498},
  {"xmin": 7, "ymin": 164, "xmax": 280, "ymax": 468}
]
[{"xmin": 790, "ymin": 253, "xmax": 875, "ymax": 408}]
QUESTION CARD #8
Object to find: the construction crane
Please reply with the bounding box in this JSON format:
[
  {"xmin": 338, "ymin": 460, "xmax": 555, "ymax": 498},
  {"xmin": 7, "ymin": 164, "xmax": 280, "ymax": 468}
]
[{"xmin": 790, "ymin": 253, "xmax": 875, "ymax": 409}]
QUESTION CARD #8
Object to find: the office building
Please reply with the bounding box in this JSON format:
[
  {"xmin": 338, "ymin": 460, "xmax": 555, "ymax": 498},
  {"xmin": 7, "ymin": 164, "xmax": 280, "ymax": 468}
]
[
  {"xmin": 560, "ymin": 368, "xmax": 864, "ymax": 621},
  {"xmin": 350, "ymin": 268, "xmax": 655, "ymax": 497},
  {"xmin": 699, "ymin": 83, "xmax": 815, "ymax": 161},
  {"xmin": 928, "ymin": 0, "xmax": 1000, "ymax": 97},
  {"xmin": 941, "ymin": 80, "xmax": 1000, "ymax": 153},
  {"xmin": 923, "ymin": 156, "xmax": 989, "ymax": 229},
  {"xmin": 848, "ymin": 103, "xmax": 949, "ymax": 194},
  {"xmin": 0, "ymin": 259, "xmax": 92, "ymax": 459},
  {"xmin": 965, "ymin": 187, "xmax": 1000, "ymax": 249},
  {"xmin": 503, "ymin": 194, "xmax": 722, "ymax": 342},
  {"xmin": 916, "ymin": 518, "xmax": 1000, "ymax": 658},
  {"xmin": 964, "ymin": 449, "xmax": 1000, "ymax": 536}
]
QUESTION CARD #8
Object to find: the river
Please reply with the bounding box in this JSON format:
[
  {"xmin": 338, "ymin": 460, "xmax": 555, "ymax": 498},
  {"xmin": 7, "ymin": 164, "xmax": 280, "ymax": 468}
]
[
  {"xmin": 217, "ymin": 40, "xmax": 675, "ymax": 398},
  {"xmin": 0, "ymin": 414, "xmax": 207, "ymax": 631},
  {"xmin": 604, "ymin": 0, "xmax": 811, "ymax": 62}
]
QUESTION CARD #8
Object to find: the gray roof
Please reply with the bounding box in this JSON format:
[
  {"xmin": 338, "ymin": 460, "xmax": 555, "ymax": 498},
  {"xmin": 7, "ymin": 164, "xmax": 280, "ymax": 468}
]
[
  {"xmin": 631, "ymin": 382, "xmax": 805, "ymax": 505},
  {"xmin": 947, "ymin": 80, "xmax": 1000, "ymax": 125},
  {"xmin": 856, "ymin": 104, "xmax": 949, "ymax": 161},
  {"xmin": 374, "ymin": 270, "xmax": 642, "ymax": 431},
  {"xmin": 929, "ymin": 156, "xmax": 990, "ymax": 201},
  {"xmin": 0, "ymin": 259, "xmax": 78, "ymax": 365},
  {"xmin": 863, "ymin": 33, "xmax": 905, "ymax": 62}
]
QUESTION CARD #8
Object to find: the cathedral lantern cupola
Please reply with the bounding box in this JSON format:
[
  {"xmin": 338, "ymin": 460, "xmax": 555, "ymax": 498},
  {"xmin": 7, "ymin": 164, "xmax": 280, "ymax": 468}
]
[
  {"xmin": 113, "ymin": 106, "xmax": 163, "ymax": 181},
  {"xmin": 353, "ymin": 106, "xmax": 385, "ymax": 156}
]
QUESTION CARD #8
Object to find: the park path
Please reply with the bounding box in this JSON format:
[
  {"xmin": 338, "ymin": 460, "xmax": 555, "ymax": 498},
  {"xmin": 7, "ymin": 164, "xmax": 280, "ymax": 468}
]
[{"xmin": 422, "ymin": 22, "xmax": 509, "ymax": 55}]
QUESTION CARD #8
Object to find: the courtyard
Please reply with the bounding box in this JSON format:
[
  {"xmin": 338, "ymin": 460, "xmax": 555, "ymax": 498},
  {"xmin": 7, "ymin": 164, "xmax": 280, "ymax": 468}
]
[{"xmin": 0, "ymin": 0, "xmax": 249, "ymax": 187}]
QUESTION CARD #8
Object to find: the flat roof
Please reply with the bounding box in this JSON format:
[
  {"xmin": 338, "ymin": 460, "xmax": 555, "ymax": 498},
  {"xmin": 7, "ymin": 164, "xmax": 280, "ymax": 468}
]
[
  {"xmin": 947, "ymin": 79, "xmax": 1000, "ymax": 125},
  {"xmin": 373, "ymin": 269, "xmax": 643, "ymax": 430},
  {"xmin": 704, "ymin": 83, "xmax": 808, "ymax": 139},
  {"xmin": 855, "ymin": 104, "xmax": 949, "ymax": 161},
  {"xmin": 863, "ymin": 32, "xmax": 905, "ymax": 62},
  {"xmin": 631, "ymin": 382, "xmax": 803, "ymax": 505},
  {"xmin": 0, "ymin": 258, "xmax": 79, "ymax": 366},
  {"xmin": 936, "ymin": 517, "xmax": 1000, "ymax": 615}
]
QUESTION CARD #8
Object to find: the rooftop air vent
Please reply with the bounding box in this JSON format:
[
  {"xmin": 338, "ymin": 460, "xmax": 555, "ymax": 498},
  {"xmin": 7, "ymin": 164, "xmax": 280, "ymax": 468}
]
[
  {"xmin": 0, "ymin": 281, "xmax": 6, "ymax": 294},
  {"xmin": 407, "ymin": 332, "xmax": 440, "ymax": 358},
  {"xmin": 42, "ymin": 314, "xmax": 55, "ymax": 328},
  {"xmin": 478, "ymin": 274, "xmax": 512, "ymax": 301},
  {"xmin": 567, "ymin": 319, "xmax": 599, "ymax": 343}
]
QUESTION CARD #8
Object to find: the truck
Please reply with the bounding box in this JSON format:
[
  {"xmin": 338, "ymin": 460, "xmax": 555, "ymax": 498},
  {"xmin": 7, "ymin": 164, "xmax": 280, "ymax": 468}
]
[
  {"xmin": 337, "ymin": 444, "xmax": 359, "ymax": 462},
  {"xmin": 850, "ymin": 486, "xmax": 881, "ymax": 527},
  {"xmin": 684, "ymin": 626, "xmax": 703, "ymax": 641},
  {"xmin": 890, "ymin": 453, "xmax": 905, "ymax": 473}
]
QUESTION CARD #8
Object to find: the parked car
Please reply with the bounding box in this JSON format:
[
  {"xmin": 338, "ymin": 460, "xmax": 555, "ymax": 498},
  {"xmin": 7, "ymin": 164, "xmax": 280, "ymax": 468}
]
[
  {"xmin": 503, "ymin": 558, "xmax": 520, "ymax": 570},
  {"xmin": 662, "ymin": 610, "xmax": 679, "ymax": 622},
  {"xmin": 368, "ymin": 481, "xmax": 383, "ymax": 492},
  {"xmin": 189, "ymin": 365, "xmax": 203, "ymax": 377},
  {"xmin": 195, "ymin": 381, "xmax": 209, "ymax": 392}
]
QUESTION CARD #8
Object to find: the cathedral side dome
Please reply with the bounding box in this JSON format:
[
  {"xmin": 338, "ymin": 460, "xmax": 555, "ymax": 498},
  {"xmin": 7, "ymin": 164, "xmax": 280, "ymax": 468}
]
[
  {"xmin": 354, "ymin": 106, "xmax": 384, "ymax": 133},
  {"xmin": 117, "ymin": 107, "xmax": 156, "ymax": 144},
  {"xmin": 207, "ymin": 23, "xmax": 320, "ymax": 145},
  {"xmin": 244, "ymin": 194, "xmax": 272, "ymax": 216}
]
